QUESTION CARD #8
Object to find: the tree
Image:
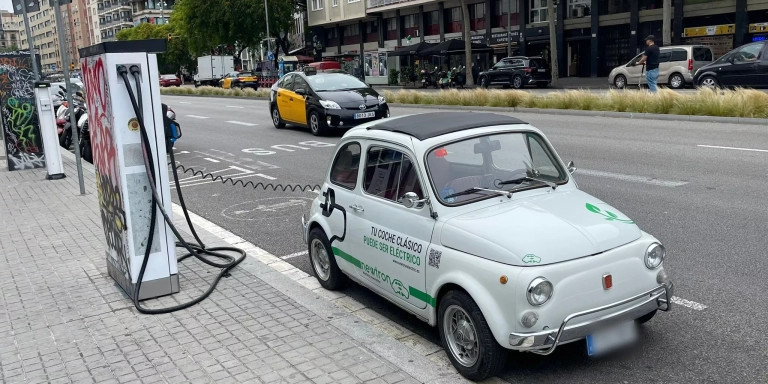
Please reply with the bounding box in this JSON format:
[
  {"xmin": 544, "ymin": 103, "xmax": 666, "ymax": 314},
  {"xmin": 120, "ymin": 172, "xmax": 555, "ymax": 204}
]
[
  {"xmin": 459, "ymin": 0, "xmax": 474, "ymax": 85},
  {"xmin": 0, "ymin": 44, "xmax": 20, "ymax": 53},
  {"xmin": 662, "ymin": 0, "xmax": 672, "ymax": 45},
  {"xmin": 116, "ymin": 23, "xmax": 195, "ymax": 75},
  {"xmin": 547, "ymin": 0, "xmax": 559, "ymax": 87}
]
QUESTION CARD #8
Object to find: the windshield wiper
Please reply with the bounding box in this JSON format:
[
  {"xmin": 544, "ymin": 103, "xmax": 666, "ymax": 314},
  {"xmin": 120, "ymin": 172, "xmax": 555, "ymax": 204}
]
[
  {"xmin": 444, "ymin": 187, "xmax": 512, "ymax": 200},
  {"xmin": 498, "ymin": 176, "xmax": 557, "ymax": 190}
]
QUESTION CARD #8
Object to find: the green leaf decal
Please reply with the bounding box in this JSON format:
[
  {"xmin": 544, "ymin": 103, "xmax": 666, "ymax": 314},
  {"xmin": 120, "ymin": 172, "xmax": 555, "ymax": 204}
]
[
  {"xmin": 605, "ymin": 210, "xmax": 618, "ymax": 218},
  {"xmin": 585, "ymin": 203, "xmax": 601, "ymax": 214}
]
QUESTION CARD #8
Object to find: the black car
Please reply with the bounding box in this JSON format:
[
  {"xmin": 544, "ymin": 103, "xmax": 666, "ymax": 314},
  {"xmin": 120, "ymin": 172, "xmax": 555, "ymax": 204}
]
[
  {"xmin": 269, "ymin": 69, "xmax": 389, "ymax": 136},
  {"xmin": 694, "ymin": 41, "xmax": 768, "ymax": 88},
  {"xmin": 478, "ymin": 56, "xmax": 551, "ymax": 89}
]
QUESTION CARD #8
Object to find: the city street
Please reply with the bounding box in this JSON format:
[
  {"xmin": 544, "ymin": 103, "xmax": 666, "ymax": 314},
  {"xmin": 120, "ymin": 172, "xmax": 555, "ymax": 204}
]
[{"xmin": 160, "ymin": 94, "xmax": 768, "ymax": 383}]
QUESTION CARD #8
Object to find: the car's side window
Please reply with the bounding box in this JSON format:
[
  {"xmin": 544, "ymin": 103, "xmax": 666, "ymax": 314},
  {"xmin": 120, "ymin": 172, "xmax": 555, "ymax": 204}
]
[
  {"xmin": 281, "ymin": 74, "xmax": 294, "ymax": 90},
  {"xmin": 330, "ymin": 142, "xmax": 361, "ymax": 190},
  {"xmin": 658, "ymin": 51, "xmax": 672, "ymax": 63},
  {"xmin": 669, "ymin": 49, "xmax": 687, "ymax": 62},
  {"xmin": 527, "ymin": 134, "xmax": 564, "ymax": 180},
  {"xmin": 364, "ymin": 146, "xmax": 423, "ymax": 202},
  {"xmin": 293, "ymin": 76, "xmax": 309, "ymax": 92},
  {"xmin": 509, "ymin": 59, "xmax": 524, "ymax": 67}
]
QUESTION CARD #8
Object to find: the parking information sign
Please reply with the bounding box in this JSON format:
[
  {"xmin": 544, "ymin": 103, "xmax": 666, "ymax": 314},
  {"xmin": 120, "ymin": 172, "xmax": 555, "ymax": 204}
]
[
  {"xmin": 267, "ymin": 51, "xmax": 274, "ymax": 61},
  {"xmin": 50, "ymin": 64, "xmax": 56, "ymax": 71},
  {"xmin": 12, "ymin": 0, "xmax": 40, "ymax": 14}
]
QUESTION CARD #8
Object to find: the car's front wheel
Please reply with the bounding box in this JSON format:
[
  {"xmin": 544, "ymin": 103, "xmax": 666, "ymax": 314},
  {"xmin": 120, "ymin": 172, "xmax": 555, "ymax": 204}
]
[
  {"xmin": 698, "ymin": 75, "xmax": 719, "ymax": 89},
  {"xmin": 271, "ymin": 106, "xmax": 285, "ymax": 128},
  {"xmin": 309, "ymin": 110, "xmax": 327, "ymax": 136},
  {"xmin": 613, "ymin": 74, "xmax": 627, "ymax": 89},
  {"xmin": 438, "ymin": 290, "xmax": 507, "ymax": 381},
  {"xmin": 308, "ymin": 228, "xmax": 347, "ymax": 290}
]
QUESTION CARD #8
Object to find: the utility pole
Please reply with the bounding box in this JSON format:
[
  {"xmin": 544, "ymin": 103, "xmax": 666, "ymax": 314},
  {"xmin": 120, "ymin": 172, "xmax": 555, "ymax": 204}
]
[
  {"xmin": 662, "ymin": 0, "xmax": 672, "ymax": 46},
  {"xmin": 20, "ymin": 0, "xmax": 40, "ymax": 80},
  {"xmin": 506, "ymin": 0, "xmax": 511, "ymax": 57},
  {"xmin": 547, "ymin": 0, "xmax": 559, "ymax": 87},
  {"xmin": 53, "ymin": 0, "xmax": 85, "ymax": 195},
  {"xmin": 264, "ymin": 0, "xmax": 271, "ymax": 55}
]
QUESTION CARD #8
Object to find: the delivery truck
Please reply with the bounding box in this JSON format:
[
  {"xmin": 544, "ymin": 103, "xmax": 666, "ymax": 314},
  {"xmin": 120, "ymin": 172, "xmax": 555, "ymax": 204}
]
[{"xmin": 193, "ymin": 55, "xmax": 235, "ymax": 87}]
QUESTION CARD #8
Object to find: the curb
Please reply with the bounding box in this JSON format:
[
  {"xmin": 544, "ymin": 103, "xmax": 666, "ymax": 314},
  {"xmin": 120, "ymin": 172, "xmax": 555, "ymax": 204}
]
[
  {"xmin": 388, "ymin": 103, "xmax": 768, "ymax": 125},
  {"xmin": 59, "ymin": 150, "xmax": 470, "ymax": 384}
]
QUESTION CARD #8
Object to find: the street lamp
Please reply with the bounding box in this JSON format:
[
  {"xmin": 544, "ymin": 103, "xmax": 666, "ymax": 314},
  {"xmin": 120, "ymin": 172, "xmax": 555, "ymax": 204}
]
[{"xmin": 160, "ymin": 1, "xmax": 167, "ymax": 25}]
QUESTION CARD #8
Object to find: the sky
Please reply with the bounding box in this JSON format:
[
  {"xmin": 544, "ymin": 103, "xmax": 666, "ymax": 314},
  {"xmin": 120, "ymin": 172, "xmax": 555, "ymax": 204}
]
[{"xmin": 0, "ymin": 0, "xmax": 12, "ymax": 13}]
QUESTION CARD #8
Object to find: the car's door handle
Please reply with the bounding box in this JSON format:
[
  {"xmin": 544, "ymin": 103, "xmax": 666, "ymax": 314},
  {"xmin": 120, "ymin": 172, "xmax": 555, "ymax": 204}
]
[{"xmin": 349, "ymin": 204, "xmax": 364, "ymax": 213}]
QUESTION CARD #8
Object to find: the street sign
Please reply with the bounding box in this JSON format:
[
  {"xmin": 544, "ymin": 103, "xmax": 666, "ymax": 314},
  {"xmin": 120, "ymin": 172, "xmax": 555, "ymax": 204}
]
[
  {"xmin": 50, "ymin": 64, "xmax": 56, "ymax": 71},
  {"xmin": 12, "ymin": 0, "xmax": 40, "ymax": 15},
  {"xmin": 267, "ymin": 51, "xmax": 274, "ymax": 61}
]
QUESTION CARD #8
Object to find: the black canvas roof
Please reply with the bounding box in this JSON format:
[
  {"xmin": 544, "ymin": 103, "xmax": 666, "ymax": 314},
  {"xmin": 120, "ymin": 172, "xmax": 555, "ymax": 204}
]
[{"xmin": 367, "ymin": 112, "xmax": 526, "ymax": 140}]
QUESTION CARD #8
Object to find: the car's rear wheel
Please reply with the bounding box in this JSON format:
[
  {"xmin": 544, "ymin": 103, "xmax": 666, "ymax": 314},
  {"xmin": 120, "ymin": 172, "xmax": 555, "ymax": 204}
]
[
  {"xmin": 271, "ymin": 106, "xmax": 285, "ymax": 128},
  {"xmin": 613, "ymin": 74, "xmax": 627, "ymax": 89},
  {"xmin": 308, "ymin": 228, "xmax": 347, "ymax": 290},
  {"xmin": 668, "ymin": 73, "xmax": 685, "ymax": 89},
  {"xmin": 309, "ymin": 110, "xmax": 327, "ymax": 136},
  {"xmin": 438, "ymin": 290, "xmax": 506, "ymax": 381},
  {"xmin": 698, "ymin": 75, "xmax": 719, "ymax": 89},
  {"xmin": 511, "ymin": 75, "xmax": 523, "ymax": 89}
]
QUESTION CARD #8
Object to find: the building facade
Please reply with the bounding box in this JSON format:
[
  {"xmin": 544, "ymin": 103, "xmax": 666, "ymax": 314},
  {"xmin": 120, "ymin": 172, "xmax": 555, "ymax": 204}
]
[
  {"xmin": 94, "ymin": 0, "xmax": 134, "ymax": 42},
  {"xmin": 308, "ymin": 0, "xmax": 768, "ymax": 80},
  {"xmin": 131, "ymin": 0, "xmax": 174, "ymax": 25},
  {"xmin": 0, "ymin": 11, "xmax": 22, "ymax": 51}
]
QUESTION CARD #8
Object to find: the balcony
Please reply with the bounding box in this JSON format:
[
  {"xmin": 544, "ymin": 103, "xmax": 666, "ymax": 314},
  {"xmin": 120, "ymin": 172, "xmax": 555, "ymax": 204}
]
[
  {"xmin": 367, "ymin": 0, "xmax": 419, "ymax": 9},
  {"xmin": 99, "ymin": 1, "xmax": 131, "ymax": 16},
  {"xmin": 100, "ymin": 16, "xmax": 134, "ymax": 29}
]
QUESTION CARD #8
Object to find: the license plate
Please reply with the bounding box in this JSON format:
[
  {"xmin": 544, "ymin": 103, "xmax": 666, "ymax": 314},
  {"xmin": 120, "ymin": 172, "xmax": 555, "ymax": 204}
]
[
  {"xmin": 586, "ymin": 321, "xmax": 638, "ymax": 356},
  {"xmin": 354, "ymin": 111, "xmax": 376, "ymax": 119},
  {"xmin": 538, "ymin": 69, "xmax": 547, "ymax": 72}
]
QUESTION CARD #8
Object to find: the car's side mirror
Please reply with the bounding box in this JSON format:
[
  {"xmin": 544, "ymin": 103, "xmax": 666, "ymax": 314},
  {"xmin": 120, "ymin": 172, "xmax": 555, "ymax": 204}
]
[
  {"xmin": 295, "ymin": 88, "xmax": 307, "ymax": 96},
  {"xmin": 401, "ymin": 192, "xmax": 426, "ymax": 209},
  {"xmin": 567, "ymin": 161, "xmax": 577, "ymax": 174}
]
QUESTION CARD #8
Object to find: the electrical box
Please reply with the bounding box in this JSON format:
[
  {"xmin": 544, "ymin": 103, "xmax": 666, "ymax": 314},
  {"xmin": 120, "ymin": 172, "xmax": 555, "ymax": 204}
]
[{"xmin": 79, "ymin": 40, "xmax": 178, "ymax": 300}]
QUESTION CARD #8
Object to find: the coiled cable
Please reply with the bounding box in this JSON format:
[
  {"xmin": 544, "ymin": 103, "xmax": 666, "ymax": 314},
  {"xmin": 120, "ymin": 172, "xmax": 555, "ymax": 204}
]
[{"xmin": 173, "ymin": 163, "xmax": 322, "ymax": 192}]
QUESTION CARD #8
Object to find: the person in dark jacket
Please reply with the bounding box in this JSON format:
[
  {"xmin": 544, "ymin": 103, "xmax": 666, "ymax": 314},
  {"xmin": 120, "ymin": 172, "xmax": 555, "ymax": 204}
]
[
  {"xmin": 637, "ymin": 35, "xmax": 660, "ymax": 93},
  {"xmin": 471, "ymin": 62, "xmax": 480, "ymax": 85}
]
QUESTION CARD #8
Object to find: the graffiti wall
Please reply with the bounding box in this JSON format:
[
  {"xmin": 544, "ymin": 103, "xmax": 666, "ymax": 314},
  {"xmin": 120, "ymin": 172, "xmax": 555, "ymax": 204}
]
[
  {"xmin": 82, "ymin": 55, "xmax": 131, "ymax": 289},
  {"xmin": 0, "ymin": 54, "xmax": 45, "ymax": 171}
]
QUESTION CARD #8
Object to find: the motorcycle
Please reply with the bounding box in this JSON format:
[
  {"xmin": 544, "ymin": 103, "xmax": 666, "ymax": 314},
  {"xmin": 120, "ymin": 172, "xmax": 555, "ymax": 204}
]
[
  {"xmin": 450, "ymin": 66, "xmax": 467, "ymax": 89},
  {"xmin": 438, "ymin": 69, "xmax": 452, "ymax": 89},
  {"xmin": 421, "ymin": 67, "xmax": 439, "ymax": 88}
]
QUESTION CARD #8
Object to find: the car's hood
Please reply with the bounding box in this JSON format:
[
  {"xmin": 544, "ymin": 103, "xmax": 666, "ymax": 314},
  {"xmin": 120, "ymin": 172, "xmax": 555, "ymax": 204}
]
[
  {"xmin": 316, "ymin": 88, "xmax": 380, "ymax": 108},
  {"xmin": 440, "ymin": 189, "xmax": 641, "ymax": 266}
]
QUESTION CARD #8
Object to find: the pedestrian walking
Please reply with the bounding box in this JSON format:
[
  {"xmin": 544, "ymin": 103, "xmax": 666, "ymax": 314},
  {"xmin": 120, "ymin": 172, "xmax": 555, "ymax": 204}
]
[
  {"xmin": 637, "ymin": 35, "xmax": 660, "ymax": 93},
  {"xmin": 471, "ymin": 62, "xmax": 480, "ymax": 85}
]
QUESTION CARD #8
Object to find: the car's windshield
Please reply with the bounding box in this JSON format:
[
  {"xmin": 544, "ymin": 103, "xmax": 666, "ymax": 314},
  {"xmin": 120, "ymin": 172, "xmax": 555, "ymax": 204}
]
[
  {"xmin": 308, "ymin": 73, "xmax": 368, "ymax": 91},
  {"xmin": 427, "ymin": 132, "xmax": 567, "ymax": 205}
]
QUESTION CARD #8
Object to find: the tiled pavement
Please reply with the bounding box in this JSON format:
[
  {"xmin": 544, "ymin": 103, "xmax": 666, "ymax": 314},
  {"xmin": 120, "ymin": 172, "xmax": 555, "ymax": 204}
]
[{"xmin": 0, "ymin": 147, "xmax": 468, "ymax": 384}]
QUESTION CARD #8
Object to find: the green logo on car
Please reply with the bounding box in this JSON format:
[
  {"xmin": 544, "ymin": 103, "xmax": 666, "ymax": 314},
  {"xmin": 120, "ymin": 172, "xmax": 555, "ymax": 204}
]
[
  {"xmin": 586, "ymin": 203, "xmax": 634, "ymax": 224},
  {"xmin": 522, "ymin": 254, "xmax": 541, "ymax": 264},
  {"xmin": 391, "ymin": 279, "xmax": 410, "ymax": 299}
]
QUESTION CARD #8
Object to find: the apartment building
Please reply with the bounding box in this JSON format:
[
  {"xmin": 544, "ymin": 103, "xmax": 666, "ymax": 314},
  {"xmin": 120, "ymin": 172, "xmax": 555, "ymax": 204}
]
[
  {"xmin": 131, "ymin": 0, "xmax": 174, "ymax": 25},
  {"xmin": 0, "ymin": 11, "xmax": 22, "ymax": 50},
  {"xmin": 17, "ymin": 2, "xmax": 64, "ymax": 73},
  {"xmin": 93, "ymin": 0, "xmax": 133, "ymax": 42},
  {"xmin": 308, "ymin": 0, "xmax": 768, "ymax": 80}
]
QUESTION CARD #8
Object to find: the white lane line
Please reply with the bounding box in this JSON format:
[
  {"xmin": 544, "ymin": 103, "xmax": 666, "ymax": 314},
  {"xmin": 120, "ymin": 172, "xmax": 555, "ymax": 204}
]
[
  {"xmin": 576, "ymin": 169, "xmax": 688, "ymax": 187},
  {"xmin": 186, "ymin": 115, "xmax": 209, "ymax": 119},
  {"xmin": 178, "ymin": 101, "xmax": 191, "ymax": 104},
  {"xmin": 226, "ymin": 120, "xmax": 258, "ymax": 126},
  {"xmin": 280, "ymin": 251, "xmax": 308, "ymax": 260},
  {"xmin": 226, "ymin": 106, "xmax": 244, "ymax": 109},
  {"xmin": 203, "ymin": 157, "xmax": 220, "ymax": 163},
  {"xmin": 255, "ymin": 173, "xmax": 276, "ymax": 180},
  {"xmin": 671, "ymin": 296, "xmax": 708, "ymax": 311},
  {"xmin": 170, "ymin": 173, "xmax": 276, "ymax": 189},
  {"xmin": 176, "ymin": 150, "xmax": 190, "ymax": 154},
  {"xmin": 697, "ymin": 144, "xmax": 768, "ymax": 153}
]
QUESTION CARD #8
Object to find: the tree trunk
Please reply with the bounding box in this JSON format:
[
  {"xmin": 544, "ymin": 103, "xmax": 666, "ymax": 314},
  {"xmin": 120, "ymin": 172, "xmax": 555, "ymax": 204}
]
[
  {"xmin": 662, "ymin": 0, "xmax": 672, "ymax": 46},
  {"xmin": 547, "ymin": 0, "xmax": 558, "ymax": 87},
  {"xmin": 460, "ymin": 0, "xmax": 474, "ymax": 85}
]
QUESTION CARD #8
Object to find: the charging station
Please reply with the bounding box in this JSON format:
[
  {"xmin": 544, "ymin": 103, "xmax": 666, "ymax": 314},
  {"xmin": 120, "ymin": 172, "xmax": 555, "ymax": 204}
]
[
  {"xmin": 34, "ymin": 81, "xmax": 66, "ymax": 180},
  {"xmin": 79, "ymin": 40, "xmax": 178, "ymax": 300}
]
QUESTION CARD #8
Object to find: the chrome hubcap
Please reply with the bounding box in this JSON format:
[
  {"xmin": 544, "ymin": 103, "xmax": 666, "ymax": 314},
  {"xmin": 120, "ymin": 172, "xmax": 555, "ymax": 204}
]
[
  {"xmin": 310, "ymin": 239, "xmax": 331, "ymax": 281},
  {"xmin": 272, "ymin": 109, "xmax": 279, "ymax": 125},
  {"xmin": 702, "ymin": 78, "xmax": 716, "ymax": 88},
  {"xmin": 514, "ymin": 77, "xmax": 521, "ymax": 88},
  {"xmin": 443, "ymin": 305, "xmax": 479, "ymax": 367},
  {"xmin": 615, "ymin": 76, "xmax": 625, "ymax": 88},
  {"xmin": 671, "ymin": 76, "xmax": 682, "ymax": 88},
  {"xmin": 310, "ymin": 114, "xmax": 318, "ymax": 132}
]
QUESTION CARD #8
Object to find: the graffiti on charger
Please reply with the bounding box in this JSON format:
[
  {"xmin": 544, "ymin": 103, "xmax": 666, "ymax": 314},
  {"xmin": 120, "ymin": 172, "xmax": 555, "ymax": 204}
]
[
  {"xmin": 0, "ymin": 55, "xmax": 45, "ymax": 171},
  {"xmin": 83, "ymin": 56, "xmax": 130, "ymax": 278}
]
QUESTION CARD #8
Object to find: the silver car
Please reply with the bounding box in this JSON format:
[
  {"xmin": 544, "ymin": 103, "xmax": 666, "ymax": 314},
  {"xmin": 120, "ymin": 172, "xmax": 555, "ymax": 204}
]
[{"xmin": 609, "ymin": 45, "xmax": 713, "ymax": 89}]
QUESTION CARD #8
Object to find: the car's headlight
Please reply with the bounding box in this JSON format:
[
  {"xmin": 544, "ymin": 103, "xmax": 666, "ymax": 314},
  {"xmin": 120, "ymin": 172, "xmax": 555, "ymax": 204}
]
[
  {"xmin": 527, "ymin": 277, "xmax": 553, "ymax": 306},
  {"xmin": 378, "ymin": 95, "xmax": 386, "ymax": 104},
  {"xmin": 645, "ymin": 243, "xmax": 665, "ymax": 269},
  {"xmin": 319, "ymin": 100, "xmax": 341, "ymax": 109}
]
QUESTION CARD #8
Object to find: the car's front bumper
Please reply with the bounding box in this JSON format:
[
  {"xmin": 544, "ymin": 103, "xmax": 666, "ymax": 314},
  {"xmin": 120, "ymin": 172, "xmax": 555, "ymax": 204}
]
[
  {"xmin": 324, "ymin": 104, "xmax": 390, "ymax": 129},
  {"xmin": 301, "ymin": 214, "xmax": 309, "ymax": 244},
  {"xmin": 508, "ymin": 282, "xmax": 673, "ymax": 355}
]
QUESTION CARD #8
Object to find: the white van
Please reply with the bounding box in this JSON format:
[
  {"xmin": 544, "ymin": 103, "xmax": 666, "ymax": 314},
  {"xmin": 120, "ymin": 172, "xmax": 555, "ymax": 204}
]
[{"xmin": 609, "ymin": 45, "xmax": 714, "ymax": 89}]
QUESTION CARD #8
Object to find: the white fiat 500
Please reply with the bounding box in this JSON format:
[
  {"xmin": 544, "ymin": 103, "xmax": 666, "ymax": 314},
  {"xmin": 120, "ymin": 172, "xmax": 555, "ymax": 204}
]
[{"xmin": 301, "ymin": 112, "xmax": 673, "ymax": 381}]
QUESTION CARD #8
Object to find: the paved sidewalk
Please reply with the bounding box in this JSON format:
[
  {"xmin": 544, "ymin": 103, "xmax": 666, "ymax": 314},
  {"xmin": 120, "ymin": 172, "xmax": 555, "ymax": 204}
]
[{"xmin": 0, "ymin": 150, "xmax": 468, "ymax": 383}]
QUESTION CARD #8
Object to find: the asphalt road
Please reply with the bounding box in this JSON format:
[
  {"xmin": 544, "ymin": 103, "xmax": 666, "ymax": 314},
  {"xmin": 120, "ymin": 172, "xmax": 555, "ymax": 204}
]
[{"xmin": 160, "ymin": 94, "xmax": 768, "ymax": 383}]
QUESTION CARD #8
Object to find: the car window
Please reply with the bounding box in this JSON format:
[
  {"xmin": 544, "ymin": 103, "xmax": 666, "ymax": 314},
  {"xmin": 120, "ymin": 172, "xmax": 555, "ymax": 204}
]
[
  {"xmin": 293, "ymin": 76, "xmax": 309, "ymax": 92},
  {"xmin": 693, "ymin": 47, "xmax": 713, "ymax": 61},
  {"xmin": 529, "ymin": 58, "xmax": 548, "ymax": 68},
  {"xmin": 280, "ymin": 74, "xmax": 294, "ymax": 90},
  {"xmin": 668, "ymin": 49, "xmax": 688, "ymax": 62},
  {"xmin": 493, "ymin": 61, "xmax": 509, "ymax": 69},
  {"xmin": 330, "ymin": 142, "xmax": 361, "ymax": 190},
  {"xmin": 307, "ymin": 73, "xmax": 368, "ymax": 91},
  {"xmin": 658, "ymin": 51, "xmax": 672, "ymax": 63},
  {"xmin": 629, "ymin": 53, "xmax": 643, "ymax": 65},
  {"xmin": 509, "ymin": 59, "xmax": 525, "ymax": 67},
  {"xmin": 733, "ymin": 42, "xmax": 764, "ymax": 63},
  {"xmin": 364, "ymin": 146, "xmax": 424, "ymax": 202}
]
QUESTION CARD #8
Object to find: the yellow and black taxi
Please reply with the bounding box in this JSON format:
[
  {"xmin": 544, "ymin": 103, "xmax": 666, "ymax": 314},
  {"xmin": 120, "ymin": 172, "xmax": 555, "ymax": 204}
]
[
  {"xmin": 269, "ymin": 68, "xmax": 389, "ymax": 136},
  {"xmin": 219, "ymin": 71, "xmax": 259, "ymax": 90}
]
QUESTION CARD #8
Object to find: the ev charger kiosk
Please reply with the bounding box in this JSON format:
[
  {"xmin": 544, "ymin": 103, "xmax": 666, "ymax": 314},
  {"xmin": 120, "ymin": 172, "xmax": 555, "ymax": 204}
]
[
  {"xmin": 79, "ymin": 40, "xmax": 178, "ymax": 300},
  {"xmin": 34, "ymin": 81, "xmax": 66, "ymax": 180}
]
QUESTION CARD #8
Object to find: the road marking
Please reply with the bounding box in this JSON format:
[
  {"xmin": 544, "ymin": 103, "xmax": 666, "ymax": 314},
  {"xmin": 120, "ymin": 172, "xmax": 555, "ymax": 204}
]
[
  {"xmin": 186, "ymin": 115, "xmax": 209, "ymax": 119},
  {"xmin": 176, "ymin": 150, "xmax": 190, "ymax": 154},
  {"xmin": 178, "ymin": 101, "xmax": 191, "ymax": 104},
  {"xmin": 671, "ymin": 296, "xmax": 708, "ymax": 311},
  {"xmin": 697, "ymin": 144, "xmax": 768, "ymax": 153},
  {"xmin": 255, "ymin": 173, "xmax": 276, "ymax": 180},
  {"xmin": 226, "ymin": 105, "xmax": 244, "ymax": 109},
  {"xmin": 203, "ymin": 157, "xmax": 220, "ymax": 163},
  {"xmin": 576, "ymin": 169, "xmax": 688, "ymax": 187},
  {"xmin": 226, "ymin": 120, "xmax": 258, "ymax": 126},
  {"xmin": 280, "ymin": 251, "xmax": 308, "ymax": 260}
]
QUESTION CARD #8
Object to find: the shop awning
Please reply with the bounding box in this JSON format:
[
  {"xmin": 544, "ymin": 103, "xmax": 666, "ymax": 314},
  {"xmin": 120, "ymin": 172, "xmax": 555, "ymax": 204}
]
[
  {"xmin": 388, "ymin": 42, "xmax": 436, "ymax": 57},
  {"xmin": 419, "ymin": 39, "xmax": 494, "ymax": 56}
]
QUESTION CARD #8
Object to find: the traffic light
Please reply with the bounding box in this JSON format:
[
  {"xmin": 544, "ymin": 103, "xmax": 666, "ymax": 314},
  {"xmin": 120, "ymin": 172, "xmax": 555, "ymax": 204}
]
[
  {"xmin": 69, "ymin": 62, "xmax": 74, "ymax": 70},
  {"xmin": 168, "ymin": 33, "xmax": 173, "ymax": 41}
]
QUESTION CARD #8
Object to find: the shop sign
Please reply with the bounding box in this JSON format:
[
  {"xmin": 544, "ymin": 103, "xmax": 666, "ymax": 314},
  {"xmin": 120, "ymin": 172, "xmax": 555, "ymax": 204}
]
[
  {"xmin": 469, "ymin": 31, "xmax": 521, "ymax": 45},
  {"xmin": 683, "ymin": 24, "xmax": 735, "ymax": 37},
  {"xmin": 749, "ymin": 23, "xmax": 768, "ymax": 33}
]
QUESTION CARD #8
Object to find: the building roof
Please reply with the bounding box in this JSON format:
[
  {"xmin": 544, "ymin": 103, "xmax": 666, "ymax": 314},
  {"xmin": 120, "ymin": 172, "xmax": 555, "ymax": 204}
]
[{"xmin": 367, "ymin": 112, "xmax": 527, "ymax": 141}]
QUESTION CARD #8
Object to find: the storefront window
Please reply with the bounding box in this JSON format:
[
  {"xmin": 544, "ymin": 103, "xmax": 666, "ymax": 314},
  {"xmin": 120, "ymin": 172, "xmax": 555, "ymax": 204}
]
[{"xmin": 598, "ymin": 0, "xmax": 630, "ymax": 15}]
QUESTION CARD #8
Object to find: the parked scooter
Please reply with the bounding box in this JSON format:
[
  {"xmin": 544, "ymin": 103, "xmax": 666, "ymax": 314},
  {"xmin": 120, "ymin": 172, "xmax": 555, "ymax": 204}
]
[
  {"xmin": 450, "ymin": 66, "xmax": 467, "ymax": 88},
  {"xmin": 438, "ymin": 68, "xmax": 451, "ymax": 89},
  {"xmin": 420, "ymin": 67, "xmax": 439, "ymax": 89}
]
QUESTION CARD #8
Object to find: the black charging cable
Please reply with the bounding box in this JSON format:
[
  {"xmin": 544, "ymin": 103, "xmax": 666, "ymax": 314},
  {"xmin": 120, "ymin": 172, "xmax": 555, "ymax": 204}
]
[{"xmin": 117, "ymin": 65, "xmax": 246, "ymax": 314}]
